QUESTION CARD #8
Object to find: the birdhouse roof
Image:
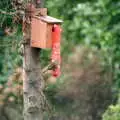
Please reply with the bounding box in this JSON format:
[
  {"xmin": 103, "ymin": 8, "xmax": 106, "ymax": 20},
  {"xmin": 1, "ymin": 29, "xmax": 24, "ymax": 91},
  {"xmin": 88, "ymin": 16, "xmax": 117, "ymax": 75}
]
[{"xmin": 33, "ymin": 15, "xmax": 63, "ymax": 24}]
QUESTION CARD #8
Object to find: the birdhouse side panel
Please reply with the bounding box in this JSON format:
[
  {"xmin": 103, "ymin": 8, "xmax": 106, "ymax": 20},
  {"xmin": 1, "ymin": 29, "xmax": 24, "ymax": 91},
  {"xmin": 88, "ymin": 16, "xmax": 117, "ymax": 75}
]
[
  {"xmin": 46, "ymin": 24, "xmax": 52, "ymax": 48},
  {"xmin": 31, "ymin": 17, "xmax": 47, "ymax": 48}
]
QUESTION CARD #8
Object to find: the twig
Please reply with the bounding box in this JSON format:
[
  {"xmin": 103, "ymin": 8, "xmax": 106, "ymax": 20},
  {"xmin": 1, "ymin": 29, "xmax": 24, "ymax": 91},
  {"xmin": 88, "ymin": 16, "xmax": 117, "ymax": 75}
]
[
  {"xmin": 0, "ymin": 44, "xmax": 13, "ymax": 47},
  {"xmin": 0, "ymin": 9, "xmax": 16, "ymax": 15}
]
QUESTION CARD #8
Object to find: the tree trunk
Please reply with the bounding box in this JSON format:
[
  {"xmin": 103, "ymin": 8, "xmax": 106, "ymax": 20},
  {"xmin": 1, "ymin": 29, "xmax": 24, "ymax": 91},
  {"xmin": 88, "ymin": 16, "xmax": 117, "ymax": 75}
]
[{"xmin": 23, "ymin": 0, "xmax": 46, "ymax": 120}]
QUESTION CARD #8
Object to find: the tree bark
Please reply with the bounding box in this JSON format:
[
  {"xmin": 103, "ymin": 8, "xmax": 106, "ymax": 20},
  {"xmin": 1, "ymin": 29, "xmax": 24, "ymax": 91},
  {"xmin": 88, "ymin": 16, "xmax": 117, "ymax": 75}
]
[{"xmin": 23, "ymin": 0, "xmax": 46, "ymax": 120}]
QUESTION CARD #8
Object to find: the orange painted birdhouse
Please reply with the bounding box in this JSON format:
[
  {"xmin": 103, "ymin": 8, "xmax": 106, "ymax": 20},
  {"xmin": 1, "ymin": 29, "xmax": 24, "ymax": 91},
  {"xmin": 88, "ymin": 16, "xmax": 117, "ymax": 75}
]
[{"xmin": 31, "ymin": 12, "xmax": 63, "ymax": 49}]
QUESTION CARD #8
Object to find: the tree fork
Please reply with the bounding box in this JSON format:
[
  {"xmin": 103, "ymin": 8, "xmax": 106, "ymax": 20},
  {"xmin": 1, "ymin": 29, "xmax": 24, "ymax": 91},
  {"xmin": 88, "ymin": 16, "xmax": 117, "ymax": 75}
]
[{"xmin": 23, "ymin": 0, "xmax": 47, "ymax": 120}]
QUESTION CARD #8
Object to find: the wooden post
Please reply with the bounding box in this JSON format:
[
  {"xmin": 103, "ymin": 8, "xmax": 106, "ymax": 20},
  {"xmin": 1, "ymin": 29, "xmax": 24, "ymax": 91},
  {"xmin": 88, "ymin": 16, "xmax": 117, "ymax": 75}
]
[{"xmin": 23, "ymin": 0, "xmax": 47, "ymax": 120}]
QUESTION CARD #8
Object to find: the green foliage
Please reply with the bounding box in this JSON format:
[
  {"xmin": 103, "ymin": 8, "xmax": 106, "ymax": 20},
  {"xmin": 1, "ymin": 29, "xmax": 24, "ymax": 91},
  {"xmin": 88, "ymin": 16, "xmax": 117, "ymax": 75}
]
[
  {"xmin": 46, "ymin": 0, "xmax": 120, "ymax": 86},
  {"xmin": 0, "ymin": 28, "xmax": 22, "ymax": 84},
  {"xmin": 0, "ymin": 0, "xmax": 13, "ymax": 28},
  {"xmin": 102, "ymin": 104, "xmax": 120, "ymax": 120}
]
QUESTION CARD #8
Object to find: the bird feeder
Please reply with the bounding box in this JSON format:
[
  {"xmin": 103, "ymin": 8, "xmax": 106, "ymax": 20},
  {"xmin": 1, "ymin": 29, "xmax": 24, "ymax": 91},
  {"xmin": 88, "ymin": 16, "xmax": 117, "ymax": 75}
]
[{"xmin": 31, "ymin": 8, "xmax": 63, "ymax": 49}]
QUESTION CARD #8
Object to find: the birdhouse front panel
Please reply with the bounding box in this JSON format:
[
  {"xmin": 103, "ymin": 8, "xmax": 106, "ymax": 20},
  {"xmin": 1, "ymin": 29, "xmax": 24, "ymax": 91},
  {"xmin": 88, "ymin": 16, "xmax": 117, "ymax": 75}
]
[{"xmin": 31, "ymin": 17, "xmax": 52, "ymax": 49}]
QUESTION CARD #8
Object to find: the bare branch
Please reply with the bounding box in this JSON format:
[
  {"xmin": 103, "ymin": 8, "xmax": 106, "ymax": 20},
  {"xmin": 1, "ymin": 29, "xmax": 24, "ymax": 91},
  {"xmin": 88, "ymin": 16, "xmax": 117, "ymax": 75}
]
[{"xmin": 0, "ymin": 9, "xmax": 16, "ymax": 15}]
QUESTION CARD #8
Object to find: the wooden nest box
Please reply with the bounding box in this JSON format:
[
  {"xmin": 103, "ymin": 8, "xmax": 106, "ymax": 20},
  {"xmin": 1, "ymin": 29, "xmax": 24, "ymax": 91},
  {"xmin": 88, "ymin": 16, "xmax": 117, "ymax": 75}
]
[{"xmin": 31, "ymin": 8, "xmax": 63, "ymax": 49}]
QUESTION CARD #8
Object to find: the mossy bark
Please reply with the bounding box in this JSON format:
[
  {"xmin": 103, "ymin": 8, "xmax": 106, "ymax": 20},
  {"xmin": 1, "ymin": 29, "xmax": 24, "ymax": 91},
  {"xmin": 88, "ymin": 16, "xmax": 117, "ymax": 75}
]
[{"xmin": 23, "ymin": 1, "xmax": 45, "ymax": 120}]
